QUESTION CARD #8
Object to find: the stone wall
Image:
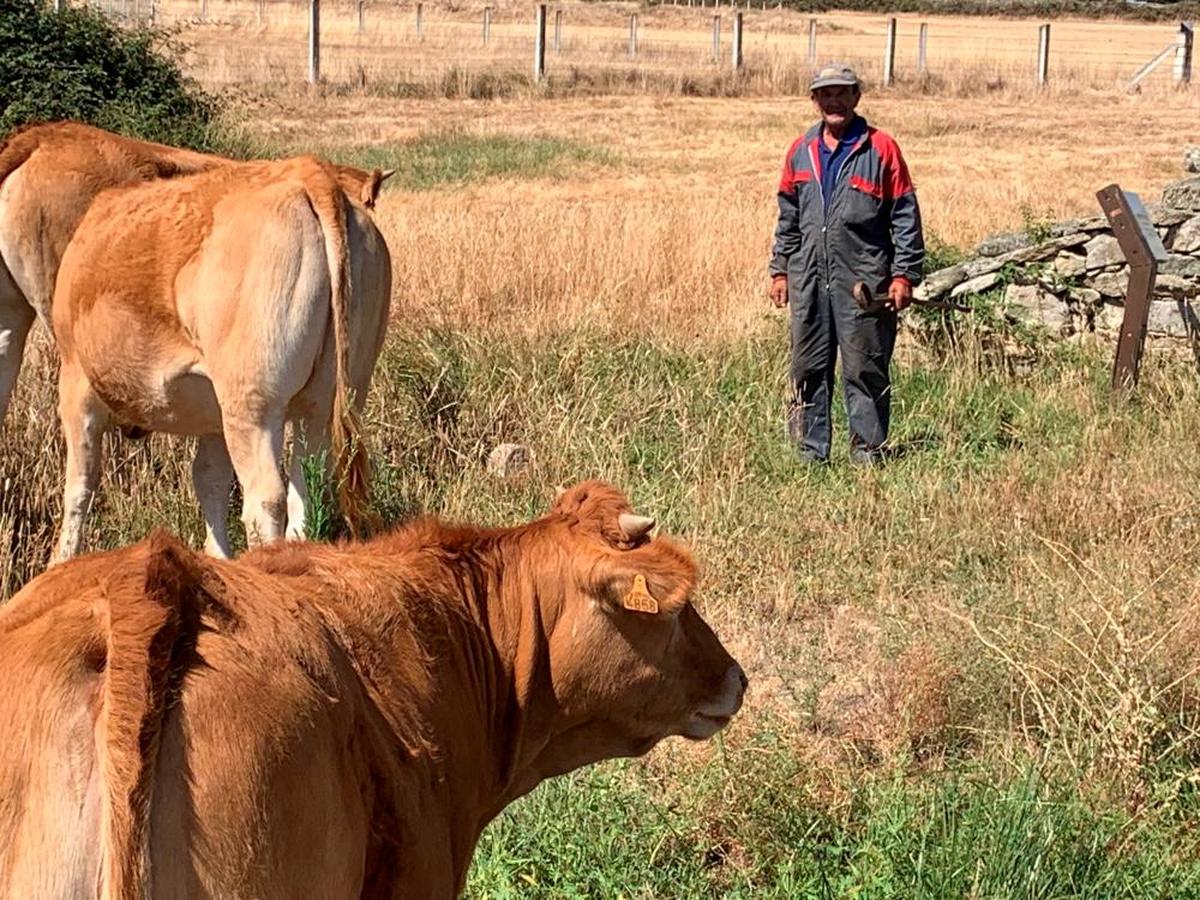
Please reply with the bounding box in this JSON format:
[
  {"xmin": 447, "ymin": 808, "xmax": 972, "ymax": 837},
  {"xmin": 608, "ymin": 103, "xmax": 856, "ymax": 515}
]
[{"xmin": 914, "ymin": 165, "xmax": 1200, "ymax": 340}]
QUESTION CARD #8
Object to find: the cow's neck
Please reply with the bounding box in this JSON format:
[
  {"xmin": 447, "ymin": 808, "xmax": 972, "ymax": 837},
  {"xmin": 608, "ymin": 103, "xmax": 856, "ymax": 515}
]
[{"xmin": 336, "ymin": 528, "xmax": 567, "ymax": 876}]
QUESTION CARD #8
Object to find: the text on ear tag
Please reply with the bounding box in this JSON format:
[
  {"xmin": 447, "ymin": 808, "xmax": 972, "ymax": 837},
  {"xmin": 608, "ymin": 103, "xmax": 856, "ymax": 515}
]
[{"xmin": 622, "ymin": 574, "xmax": 659, "ymax": 614}]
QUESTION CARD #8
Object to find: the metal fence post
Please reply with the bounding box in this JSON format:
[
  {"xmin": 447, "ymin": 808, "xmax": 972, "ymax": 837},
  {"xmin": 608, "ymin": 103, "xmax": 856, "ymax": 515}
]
[
  {"xmin": 918, "ymin": 22, "xmax": 928, "ymax": 74},
  {"xmin": 308, "ymin": 0, "xmax": 320, "ymax": 84},
  {"xmin": 711, "ymin": 14, "xmax": 720, "ymax": 62},
  {"xmin": 883, "ymin": 16, "xmax": 897, "ymax": 86},
  {"xmin": 732, "ymin": 11, "xmax": 743, "ymax": 71},
  {"xmin": 416, "ymin": 3, "xmax": 423, "ymax": 40},
  {"xmin": 554, "ymin": 8, "xmax": 562, "ymax": 54},
  {"xmin": 628, "ymin": 14, "xmax": 638, "ymax": 59},
  {"xmin": 483, "ymin": 6, "xmax": 491, "ymax": 44},
  {"xmin": 54, "ymin": 0, "xmax": 64, "ymax": 12},
  {"xmin": 1037, "ymin": 23, "xmax": 1050, "ymax": 87},
  {"xmin": 807, "ymin": 17, "xmax": 817, "ymax": 66},
  {"xmin": 534, "ymin": 3, "xmax": 547, "ymax": 80},
  {"xmin": 1175, "ymin": 21, "xmax": 1194, "ymax": 85},
  {"xmin": 357, "ymin": 0, "xmax": 364, "ymax": 34}
]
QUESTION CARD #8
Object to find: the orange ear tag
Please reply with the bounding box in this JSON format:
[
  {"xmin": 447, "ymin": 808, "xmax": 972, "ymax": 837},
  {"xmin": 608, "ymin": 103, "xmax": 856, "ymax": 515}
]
[{"xmin": 622, "ymin": 574, "xmax": 659, "ymax": 614}]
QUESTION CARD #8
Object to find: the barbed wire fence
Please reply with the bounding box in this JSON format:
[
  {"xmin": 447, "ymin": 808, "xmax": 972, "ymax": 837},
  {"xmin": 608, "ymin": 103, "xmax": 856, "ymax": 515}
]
[{"xmin": 71, "ymin": 0, "xmax": 1196, "ymax": 94}]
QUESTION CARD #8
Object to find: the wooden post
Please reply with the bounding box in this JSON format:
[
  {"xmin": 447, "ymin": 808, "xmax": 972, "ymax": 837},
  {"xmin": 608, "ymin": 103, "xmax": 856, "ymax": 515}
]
[
  {"xmin": 308, "ymin": 0, "xmax": 319, "ymax": 84},
  {"xmin": 711, "ymin": 14, "xmax": 721, "ymax": 62},
  {"xmin": 1175, "ymin": 21, "xmax": 1194, "ymax": 85},
  {"xmin": 483, "ymin": 6, "xmax": 491, "ymax": 44},
  {"xmin": 200, "ymin": 0, "xmax": 207, "ymax": 19},
  {"xmin": 628, "ymin": 14, "xmax": 638, "ymax": 59},
  {"xmin": 1037, "ymin": 23, "xmax": 1050, "ymax": 86},
  {"xmin": 55, "ymin": 0, "xmax": 64, "ymax": 11},
  {"xmin": 807, "ymin": 17, "xmax": 817, "ymax": 65},
  {"xmin": 732, "ymin": 11, "xmax": 743, "ymax": 71},
  {"xmin": 918, "ymin": 22, "xmax": 928, "ymax": 74},
  {"xmin": 416, "ymin": 3, "xmax": 423, "ymax": 40},
  {"xmin": 534, "ymin": 3, "xmax": 547, "ymax": 80},
  {"xmin": 257, "ymin": 0, "xmax": 263, "ymax": 26},
  {"xmin": 1097, "ymin": 185, "xmax": 1169, "ymax": 391},
  {"xmin": 883, "ymin": 16, "xmax": 897, "ymax": 87},
  {"xmin": 554, "ymin": 8, "xmax": 562, "ymax": 54},
  {"xmin": 357, "ymin": 0, "xmax": 364, "ymax": 34}
]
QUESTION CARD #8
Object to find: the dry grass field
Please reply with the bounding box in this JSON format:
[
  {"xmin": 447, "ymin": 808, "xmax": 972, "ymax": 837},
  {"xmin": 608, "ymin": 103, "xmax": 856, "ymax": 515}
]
[
  {"xmin": 236, "ymin": 86, "xmax": 1196, "ymax": 339},
  {"xmin": 5, "ymin": 2, "xmax": 1200, "ymax": 892}
]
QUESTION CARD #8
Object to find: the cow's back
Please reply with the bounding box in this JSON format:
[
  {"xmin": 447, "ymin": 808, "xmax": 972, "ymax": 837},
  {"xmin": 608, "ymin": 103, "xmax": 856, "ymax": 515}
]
[{"xmin": 0, "ymin": 122, "xmax": 223, "ymax": 320}]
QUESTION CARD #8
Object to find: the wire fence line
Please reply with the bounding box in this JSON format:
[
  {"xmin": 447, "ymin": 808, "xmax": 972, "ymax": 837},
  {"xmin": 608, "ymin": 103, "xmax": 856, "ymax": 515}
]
[{"xmin": 75, "ymin": 0, "xmax": 1197, "ymax": 93}]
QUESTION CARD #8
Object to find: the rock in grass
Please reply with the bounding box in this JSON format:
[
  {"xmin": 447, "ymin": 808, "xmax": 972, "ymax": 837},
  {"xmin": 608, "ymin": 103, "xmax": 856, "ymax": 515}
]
[{"xmin": 486, "ymin": 443, "xmax": 535, "ymax": 479}]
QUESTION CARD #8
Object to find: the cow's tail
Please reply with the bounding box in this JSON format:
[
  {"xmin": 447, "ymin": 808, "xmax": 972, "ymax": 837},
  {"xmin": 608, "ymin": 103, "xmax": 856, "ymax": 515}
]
[
  {"xmin": 303, "ymin": 162, "xmax": 372, "ymax": 536},
  {"xmin": 98, "ymin": 532, "xmax": 203, "ymax": 900}
]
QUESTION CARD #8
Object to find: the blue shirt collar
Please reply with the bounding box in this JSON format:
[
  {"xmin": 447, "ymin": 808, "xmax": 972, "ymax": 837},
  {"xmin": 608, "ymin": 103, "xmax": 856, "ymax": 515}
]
[{"xmin": 820, "ymin": 115, "xmax": 867, "ymax": 154}]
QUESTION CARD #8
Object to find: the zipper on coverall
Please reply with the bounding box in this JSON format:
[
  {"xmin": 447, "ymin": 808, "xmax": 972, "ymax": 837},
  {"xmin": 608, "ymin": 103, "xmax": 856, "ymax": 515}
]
[{"xmin": 807, "ymin": 136, "xmax": 869, "ymax": 303}]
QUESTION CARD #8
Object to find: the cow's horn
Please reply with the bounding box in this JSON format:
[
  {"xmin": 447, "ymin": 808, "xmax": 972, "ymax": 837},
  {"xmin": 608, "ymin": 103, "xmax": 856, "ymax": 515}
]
[
  {"xmin": 379, "ymin": 168, "xmax": 397, "ymax": 183},
  {"xmin": 618, "ymin": 513, "xmax": 655, "ymax": 541}
]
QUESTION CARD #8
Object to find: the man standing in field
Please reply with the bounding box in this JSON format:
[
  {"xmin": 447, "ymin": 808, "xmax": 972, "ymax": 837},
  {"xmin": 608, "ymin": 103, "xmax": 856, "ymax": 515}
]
[{"xmin": 769, "ymin": 63, "xmax": 924, "ymax": 466}]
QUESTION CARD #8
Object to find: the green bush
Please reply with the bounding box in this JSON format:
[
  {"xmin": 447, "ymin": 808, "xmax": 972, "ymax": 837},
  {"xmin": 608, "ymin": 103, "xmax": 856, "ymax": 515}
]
[{"xmin": 0, "ymin": 0, "xmax": 224, "ymax": 151}]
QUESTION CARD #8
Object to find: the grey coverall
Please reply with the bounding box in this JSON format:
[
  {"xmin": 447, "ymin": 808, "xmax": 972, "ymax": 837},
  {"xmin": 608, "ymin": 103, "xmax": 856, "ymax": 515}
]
[{"xmin": 770, "ymin": 116, "xmax": 924, "ymax": 461}]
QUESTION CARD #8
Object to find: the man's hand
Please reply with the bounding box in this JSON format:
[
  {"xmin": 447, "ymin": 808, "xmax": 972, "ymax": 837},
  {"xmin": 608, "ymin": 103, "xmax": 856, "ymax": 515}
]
[
  {"xmin": 769, "ymin": 274, "xmax": 788, "ymax": 308},
  {"xmin": 887, "ymin": 277, "xmax": 913, "ymax": 312}
]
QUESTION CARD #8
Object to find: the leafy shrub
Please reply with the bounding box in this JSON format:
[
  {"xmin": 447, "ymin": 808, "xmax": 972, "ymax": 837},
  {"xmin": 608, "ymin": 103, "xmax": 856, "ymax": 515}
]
[{"xmin": 0, "ymin": 0, "xmax": 225, "ymax": 151}]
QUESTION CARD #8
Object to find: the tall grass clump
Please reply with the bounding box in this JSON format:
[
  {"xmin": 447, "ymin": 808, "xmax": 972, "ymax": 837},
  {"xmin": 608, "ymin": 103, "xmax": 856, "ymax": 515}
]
[{"xmin": 0, "ymin": 0, "xmax": 228, "ymax": 150}]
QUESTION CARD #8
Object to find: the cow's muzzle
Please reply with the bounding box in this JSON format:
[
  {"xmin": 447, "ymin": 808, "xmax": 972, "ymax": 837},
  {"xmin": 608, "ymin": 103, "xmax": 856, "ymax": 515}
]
[{"xmin": 683, "ymin": 664, "xmax": 748, "ymax": 740}]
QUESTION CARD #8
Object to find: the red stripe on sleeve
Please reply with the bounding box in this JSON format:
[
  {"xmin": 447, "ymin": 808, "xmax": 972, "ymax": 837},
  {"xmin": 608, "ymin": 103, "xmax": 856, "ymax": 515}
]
[
  {"xmin": 778, "ymin": 136, "xmax": 806, "ymax": 193},
  {"xmin": 869, "ymin": 130, "xmax": 915, "ymax": 199}
]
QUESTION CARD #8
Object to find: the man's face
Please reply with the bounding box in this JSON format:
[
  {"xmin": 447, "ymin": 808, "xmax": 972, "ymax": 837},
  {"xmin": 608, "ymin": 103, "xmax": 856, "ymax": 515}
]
[{"xmin": 811, "ymin": 84, "xmax": 860, "ymax": 130}]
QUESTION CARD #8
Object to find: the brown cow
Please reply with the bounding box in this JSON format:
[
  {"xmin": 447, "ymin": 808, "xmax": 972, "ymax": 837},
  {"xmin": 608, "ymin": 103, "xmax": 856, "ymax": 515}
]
[
  {"xmin": 49, "ymin": 152, "xmax": 393, "ymax": 562},
  {"xmin": 0, "ymin": 120, "xmax": 392, "ymax": 428},
  {"xmin": 0, "ymin": 480, "xmax": 747, "ymax": 899}
]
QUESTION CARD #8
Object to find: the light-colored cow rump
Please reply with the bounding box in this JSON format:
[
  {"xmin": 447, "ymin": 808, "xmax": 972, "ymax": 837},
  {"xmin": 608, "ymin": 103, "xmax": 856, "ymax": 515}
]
[
  {"xmin": 50, "ymin": 154, "xmax": 392, "ymax": 562},
  {"xmin": 0, "ymin": 481, "xmax": 746, "ymax": 899}
]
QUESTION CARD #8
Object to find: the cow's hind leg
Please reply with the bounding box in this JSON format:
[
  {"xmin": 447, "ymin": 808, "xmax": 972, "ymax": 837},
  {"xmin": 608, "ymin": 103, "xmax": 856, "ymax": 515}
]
[
  {"xmin": 224, "ymin": 416, "xmax": 287, "ymax": 548},
  {"xmin": 193, "ymin": 434, "xmax": 235, "ymax": 558},
  {"xmin": 0, "ymin": 267, "xmax": 35, "ymax": 427},
  {"xmin": 52, "ymin": 360, "xmax": 109, "ymax": 564}
]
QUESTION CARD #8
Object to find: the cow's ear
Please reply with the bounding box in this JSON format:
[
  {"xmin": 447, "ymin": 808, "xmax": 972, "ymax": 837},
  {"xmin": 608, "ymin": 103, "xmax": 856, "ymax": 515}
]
[
  {"xmin": 603, "ymin": 569, "xmax": 688, "ymax": 618},
  {"xmin": 361, "ymin": 168, "xmax": 395, "ymax": 208}
]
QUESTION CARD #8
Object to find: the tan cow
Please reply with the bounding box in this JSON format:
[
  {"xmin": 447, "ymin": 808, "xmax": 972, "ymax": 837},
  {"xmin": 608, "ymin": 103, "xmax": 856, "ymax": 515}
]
[
  {"xmin": 50, "ymin": 153, "xmax": 392, "ymax": 562},
  {"xmin": 0, "ymin": 480, "xmax": 747, "ymax": 899},
  {"xmin": 0, "ymin": 120, "xmax": 392, "ymax": 428}
]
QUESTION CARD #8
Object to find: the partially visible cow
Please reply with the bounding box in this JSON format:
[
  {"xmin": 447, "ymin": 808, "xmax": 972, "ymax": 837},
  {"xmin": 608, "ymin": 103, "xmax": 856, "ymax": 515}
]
[
  {"xmin": 0, "ymin": 480, "xmax": 747, "ymax": 899},
  {"xmin": 0, "ymin": 120, "xmax": 392, "ymax": 428},
  {"xmin": 50, "ymin": 153, "xmax": 392, "ymax": 562}
]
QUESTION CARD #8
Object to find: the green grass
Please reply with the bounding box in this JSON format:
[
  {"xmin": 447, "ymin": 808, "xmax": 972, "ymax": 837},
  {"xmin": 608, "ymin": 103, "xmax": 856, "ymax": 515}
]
[
  {"xmin": 468, "ymin": 737, "xmax": 1200, "ymax": 898},
  {"xmin": 325, "ymin": 131, "xmax": 618, "ymax": 192},
  {"xmin": 5, "ymin": 323, "xmax": 1200, "ymax": 892}
]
